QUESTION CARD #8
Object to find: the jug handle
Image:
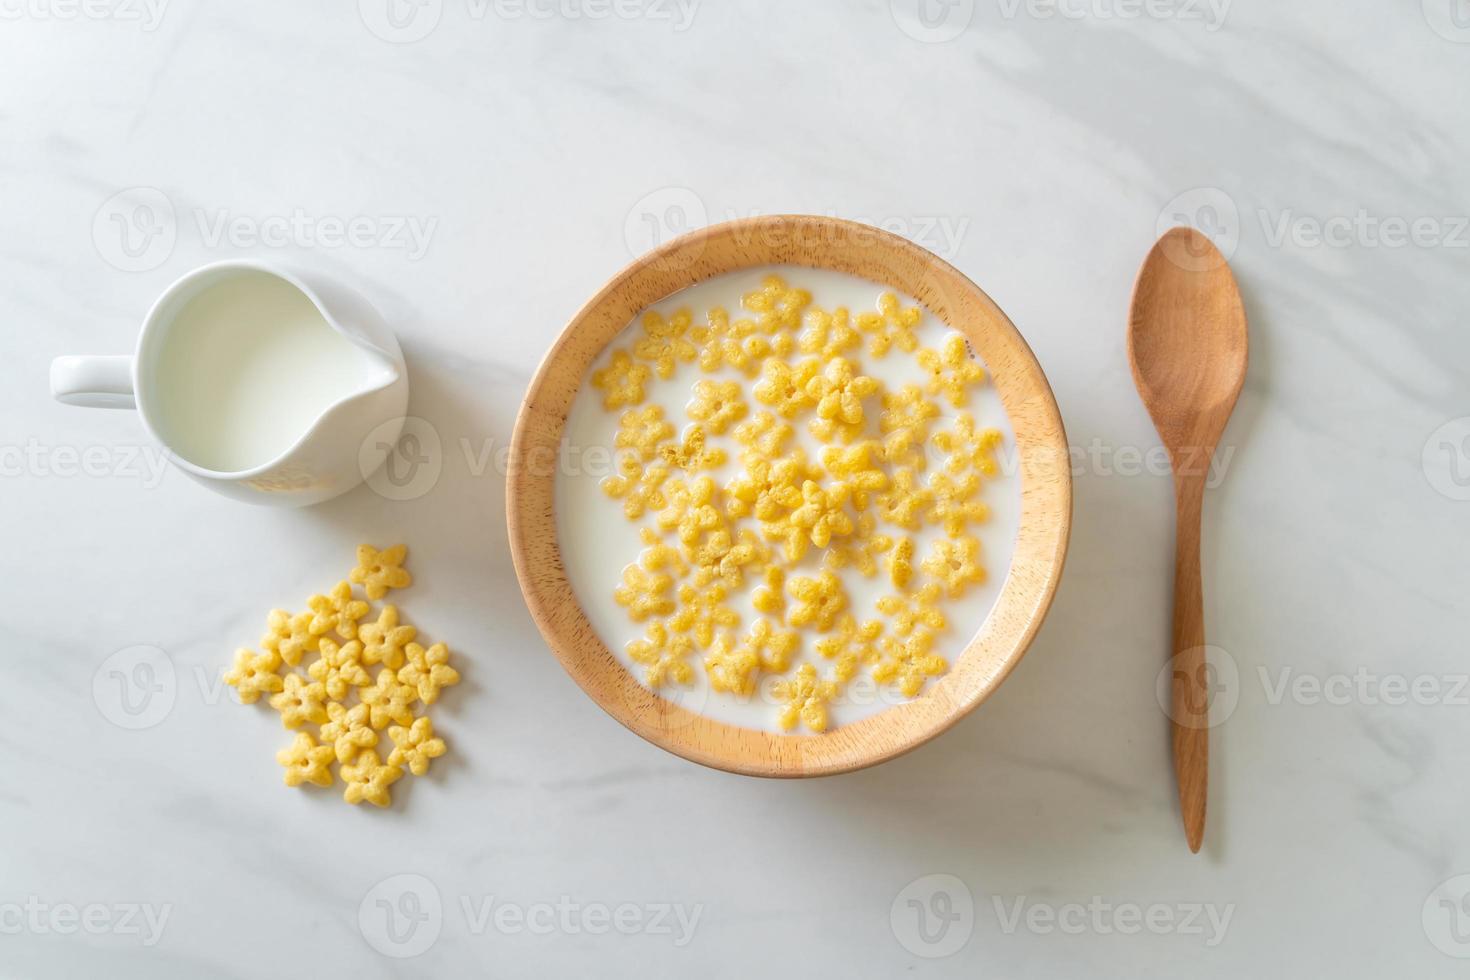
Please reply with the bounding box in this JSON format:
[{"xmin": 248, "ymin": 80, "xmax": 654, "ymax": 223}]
[{"xmin": 51, "ymin": 355, "xmax": 136, "ymax": 409}]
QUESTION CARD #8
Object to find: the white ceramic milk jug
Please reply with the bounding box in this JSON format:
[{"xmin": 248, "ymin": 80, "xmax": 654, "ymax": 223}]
[{"xmin": 50, "ymin": 260, "xmax": 409, "ymax": 507}]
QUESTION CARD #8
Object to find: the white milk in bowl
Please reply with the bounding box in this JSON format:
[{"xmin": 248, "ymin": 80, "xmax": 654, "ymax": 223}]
[
  {"xmin": 556, "ymin": 266, "xmax": 1022, "ymax": 735},
  {"xmin": 147, "ymin": 270, "xmax": 384, "ymax": 473}
]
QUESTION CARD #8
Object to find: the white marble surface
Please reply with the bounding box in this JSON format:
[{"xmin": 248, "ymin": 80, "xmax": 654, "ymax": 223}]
[{"xmin": 3, "ymin": 2, "xmax": 1468, "ymax": 976}]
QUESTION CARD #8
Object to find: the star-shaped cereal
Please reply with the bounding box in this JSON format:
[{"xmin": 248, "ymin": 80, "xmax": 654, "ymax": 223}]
[
  {"xmin": 879, "ymin": 384, "xmax": 941, "ymax": 470},
  {"xmin": 600, "ymin": 458, "xmax": 670, "ymax": 520},
  {"xmin": 669, "ymin": 582, "xmax": 739, "ymax": 649},
  {"xmin": 798, "ymin": 306, "xmax": 861, "ymax": 361},
  {"xmin": 876, "ymin": 584, "xmax": 948, "ymax": 636},
  {"xmin": 690, "ymin": 527, "xmax": 766, "ymax": 590},
  {"xmin": 269, "ymin": 673, "xmax": 330, "ymax": 730},
  {"xmin": 772, "ymin": 663, "xmax": 840, "ymax": 733},
  {"xmin": 627, "ymin": 621, "xmax": 695, "ymax": 688},
  {"xmin": 277, "ymin": 732, "xmax": 336, "ymax": 788},
  {"xmin": 358, "ymin": 605, "xmax": 417, "ymax": 671},
  {"xmin": 875, "ymin": 467, "xmax": 933, "ymax": 531},
  {"xmin": 613, "ymin": 405, "xmax": 676, "ymax": 462},
  {"xmin": 921, "ymin": 536, "xmax": 986, "ymax": 598},
  {"xmin": 860, "ymin": 291, "xmax": 923, "ymax": 358},
  {"xmin": 787, "ymin": 570, "xmax": 848, "ymax": 632},
  {"xmin": 805, "ymin": 357, "xmax": 880, "ymax": 443},
  {"xmin": 872, "ymin": 629, "xmax": 948, "ymax": 698},
  {"xmin": 320, "ymin": 702, "xmax": 379, "ymax": 764},
  {"xmin": 686, "ymin": 379, "xmax": 748, "ymax": 435},
  {"xmin": 742, "ymin": 274, "xmax": 811, "ymax": 333},
  {"xmin": 386, "ymin": 717, "xmax": 447, "ymax": 776},
  {"xmin": 918, "ymin": 334, "xmax": 986, "ymax": 408},
  {"xmin": 926, "ymin": 471, "xmax": 991, "ymax": 537},
  {"xmin": 933, "ymin": 413, "xmax": 1003, "ymax": 478},
  {"xmin": 349, "ymin": 544, "xmax": 412, "ymax": 601},
  {"xmin": 725, "ymin": 452, "xmax": 815, "ymax": 524},
  {"xmin": 306, "ymin": 636, "xmax": 372, "ymax": 701},
  {"xmin": 658, "ymin": 424, "xmax": 727, "ymax": 475},
  {"xmin": 821, "ymin": 441, "xmax": 889, "ymax": 509},
  {"xmin": 261, "ymin": 609, "xmax": 319, "ymax": 667},
  {"xmin": 591, "ymin": 350, "xmax": 650, "ymax": 409},
  {"xmin": 733, "ymin": 411, "xmax": 794, "ymax": 459},
  {"xmin": 631, "ymin": 308, "xmax": 697, "ymax": 379},
  {"xmin": 361, "ymin": 666, "xmax": 418, "ymax": 730},
  {"xmin": 814, "ymin": 615, "xmax": 884, "ymax": 683},
  {"xmin": 223, "ymin": 648, "xmax": 283, "ymax": 704},
  {"xmin": 822, "ymin": 513, "xmax": 894, "ymax": 577},
  {"xmin": 397, "ymin": 642, "xmax": 460, "ymax": 705},
  {"xmin": 341, "ymin": 749, "xmax": 403, "ymax": 807},
  {"xmin": 752, "ymin": 357, "xmax": 821, "ymax": 418},
  {"xmin": 613, "ymin": 564, "xmax": 676, "ymax": 622},
  {"xmin": 306, "ymin": 581, "xmax": 370, "ymax": 640},
  {"xmin": 655, "ymin": 475, "xmax": 724, "ymax": 547},
  {"xmin": 787, "ymin": 481, "xmax": 855, "ymax": 557}
]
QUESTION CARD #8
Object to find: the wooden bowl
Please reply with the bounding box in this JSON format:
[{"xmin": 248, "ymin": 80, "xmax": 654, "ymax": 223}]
[{"xmin": 508, "ymin": 215, "xmax": 1071, "ymax": 777}]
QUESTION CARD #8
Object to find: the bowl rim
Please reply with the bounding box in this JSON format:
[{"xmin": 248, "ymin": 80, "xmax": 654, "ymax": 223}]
[{"xmin": 507, "ymin": 214, "xmax": 1071, "ymax": 777}]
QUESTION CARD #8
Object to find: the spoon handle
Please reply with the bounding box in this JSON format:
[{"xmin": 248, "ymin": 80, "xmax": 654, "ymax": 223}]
[{"xmin": 1171, "ymin": 469, "xmax": 1209, "ymax": 853}]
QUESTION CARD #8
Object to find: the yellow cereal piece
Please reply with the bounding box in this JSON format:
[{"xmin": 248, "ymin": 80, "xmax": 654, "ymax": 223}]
[
  {"xmin": 875, "ymin": 467, "xmax": 934, "ymax": 531},
  {"xmin": 691, "ymin": 528, "xmax": 767, "ymax": 590},
  {"xmin": 879, "ymin": 384, "xmax": 941, "ymax": 470},
  {"xmin": 306, "ymin": 581, "xmax": 370, "ymax": 641},
  {"xmin": 613, "ymin": 563, "xmax": 676, "ymax": 622},
  {"xmin": 772, "ymin": 663, "xmax": 840, "ymax": 733},
  {"xmin": 261, "ymin": 609, "xmax": 319, "ymax": 667},
  {"xmin": 600, "ymin": 457, "xmax": 670, "ymax": 520},
  {"xmin": 787, "ymin": 570, "xmax": 848, "ymax": 632},
  {"xmin": 823, "ymin": 513, "xmax": 894, "ymax": 577},
  {"xmin": 805, "ymin": 357, "xmax": 880, "ymax": 443},
  {"xmin": 614, "ymin": 405, "xmax": 676, "ymax": 462},
  {"xmin": 861, "ymin": 291, "xmax": 923, "ymax": 358},
  {"xmin": 691, "ymin": 308, "xmax": 766, "ymax": 375},
  {"xmin": 927, "ymin": 471, "xmax": 991, "ymax": 536},
  {"xmin": 752, "ymin": 357, "xmax": 822, "ymax": 418},
  {"xmin": 224, "ymin": 647, "xmax": 283, "ymax": 704},
  {"xmin": 886, "ymin": 537, "xmax": 916, "ymax": 589},
  {"xmin": 798, "ymin": 307, "xmax": 860, "ymax": 361},
  {"xmin": 787, "ymin": 480, "xmax": 855, "ymax": 557},
  {"xmin": 307, "ymin": 636, "xmax": 372, "ymax": 701},
  {"xmin": 751, "ymin": 565, "xmax": 786, "ymax": 619},
  {"xmin": 725, "ymin": 452, "xmax": 815, "ymax": 524},
  {"xmin": 655, "ymin": 475, "xmax": 724, "ymax": 547},
  {"xmin": 627, "ymin": 621, "xmax": 696, "ymax": 687},
  {"xmin": 361, "ymin": 665, "xmax": 418, "ymax": 730},
  {"xmin": 918, "ymin": 334, "xmax": 986, "ymax": 408},
  {"xmin": 821, "ymin": 441, "xmax": 889, "ymax": 509},
  {"xmin": 386, "ymin": 716, "xmax": 447, "ymax": 776},
  {"xmin": 320, "ymin": 702, "xmax": 379, "ymax": 764},
  {"xmin": 632, "ymin": 309, "xmax": 697, "ymax": 378},
  {"xmin": 872, "ymin": 630, "xmax": 948, "ymax": 698},
  {"xmin": 733, "ymin": 411, "xmax": 794, "ymax": 459},
  {"xmin": 670, "ymin": 582, "xmax": 740, "ymax": 649},
  {"xmin": 358, "ymin": 605, "xmax": 417, "ymax": 671},
  {"xmin": 702, "ymin": 633, "xmax": 757, "ymax": 696},
  {"xmin": 921, "ymin": 537, "xmax": 986, "ymax": 598},
  {"xmin": 277, "ymin": 732, "xmax": 336, "ymax": 788},
  {"xmin": 687, "ymin": 379, "xmax": 748, "ymax": 434},
  {"xmin": 398, "ymin": 642, "xmax": 460, "ymax": 705},
  {"xmin": 876, "ymin": 584, "xmax": 948, "ymax": 636},
  {"xmin": 269, "ymin": 673, "xmax": 330, "ymax": 730},
  {"xmin": 637, "ymin": 527, "xmax": 688, "ymax": 578},
  {"xmin": 741, "ymin": 619, "xmax": 799, "ymax": 673},
  {"xmin": 659, "ymin": 424, "xmax": 727, "ymax": 475},
  {"xmin": 933, "ymin": 413, "xmax": 1003, "ymax": 477},
  {"xmin": 591, "ymin": 350, "xmax": 650, "ymax": 409},
  {"xmin": 742, "ymin": 274, "xmax": 811, "ymax": 332},
  {"xmin": 349, "ymin": 544, "xmax": 412, "ymax": 601},
  {"xmin": 814, "ymin": 615, "xmax": 884, "ymax": 683},
  {"xmin": 341, "ymin": 748, "xmax": 403, "ymax": 807}
]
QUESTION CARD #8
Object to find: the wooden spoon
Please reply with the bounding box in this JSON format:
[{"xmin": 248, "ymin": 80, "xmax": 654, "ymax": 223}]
[{"xmin": 1127, "ymin": 227, "xmax": 1248, "ymax": 853}]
